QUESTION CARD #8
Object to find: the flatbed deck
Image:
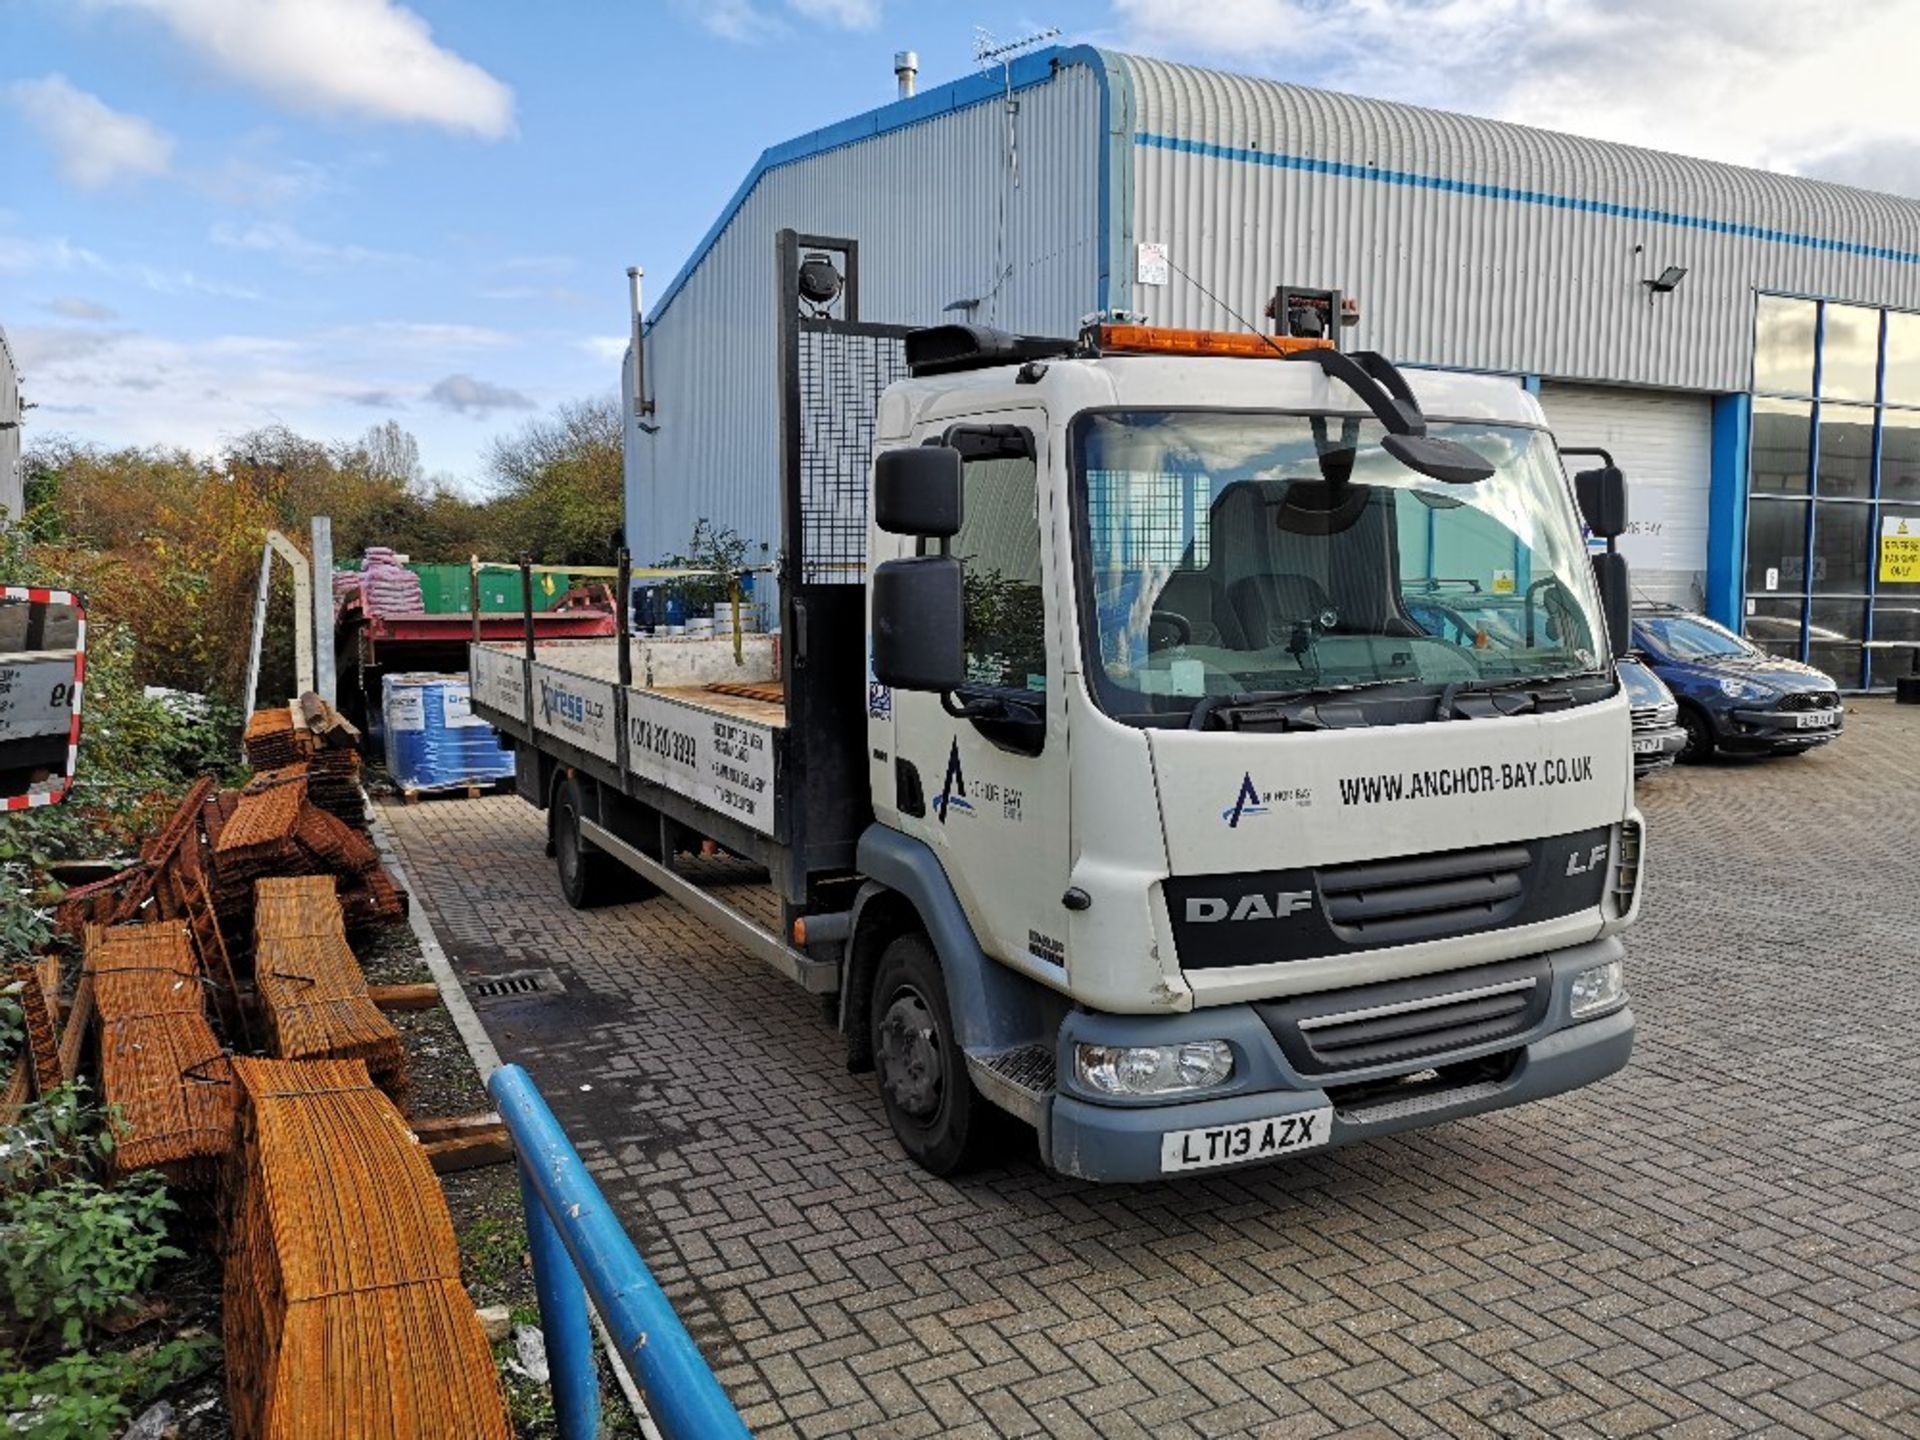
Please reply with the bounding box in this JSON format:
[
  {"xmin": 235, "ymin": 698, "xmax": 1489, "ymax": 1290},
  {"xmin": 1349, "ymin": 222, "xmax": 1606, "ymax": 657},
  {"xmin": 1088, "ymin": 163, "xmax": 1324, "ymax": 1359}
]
[{"xmin": 469, "ymin": 636, "xmax": 785, "ymax": 839}]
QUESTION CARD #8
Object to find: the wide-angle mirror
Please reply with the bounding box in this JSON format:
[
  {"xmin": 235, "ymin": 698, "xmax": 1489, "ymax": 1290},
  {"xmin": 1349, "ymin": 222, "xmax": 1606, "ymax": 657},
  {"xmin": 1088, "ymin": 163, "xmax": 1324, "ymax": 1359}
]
[{"xmin": 0, "ymin": 587, "xmax": 86, "ymax": 810}]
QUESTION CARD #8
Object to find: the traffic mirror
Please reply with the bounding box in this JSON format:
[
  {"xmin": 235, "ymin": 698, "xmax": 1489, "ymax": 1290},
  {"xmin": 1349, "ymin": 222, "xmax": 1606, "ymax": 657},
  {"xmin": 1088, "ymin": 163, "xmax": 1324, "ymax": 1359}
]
[{"xmin": 0, "ymin": 587, "xmax": 86, "ymax": 811}]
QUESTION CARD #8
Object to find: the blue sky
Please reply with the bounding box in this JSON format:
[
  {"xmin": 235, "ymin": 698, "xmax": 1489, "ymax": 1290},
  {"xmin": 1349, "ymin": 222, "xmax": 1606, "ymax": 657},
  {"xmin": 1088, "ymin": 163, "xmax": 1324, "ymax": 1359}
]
[{"xmin": 5, "ymin": 0, "xmax": 1916, "ymax": 489}]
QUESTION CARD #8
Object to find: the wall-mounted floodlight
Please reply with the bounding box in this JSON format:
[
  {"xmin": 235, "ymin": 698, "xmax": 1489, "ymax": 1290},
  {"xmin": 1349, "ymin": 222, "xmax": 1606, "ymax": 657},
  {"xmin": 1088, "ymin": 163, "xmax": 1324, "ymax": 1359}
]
[{"xmin": 1643, "ymin": 265, "xmax": 1688, "ymax": 295}]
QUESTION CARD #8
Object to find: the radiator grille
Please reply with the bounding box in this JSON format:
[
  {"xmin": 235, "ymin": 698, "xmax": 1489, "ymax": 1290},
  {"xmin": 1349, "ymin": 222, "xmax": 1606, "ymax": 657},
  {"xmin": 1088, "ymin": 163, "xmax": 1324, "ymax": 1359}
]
[
  {"xmin": 1777, "ymin": 690, "xmax": 1840, "ymax": 712},
  {"xmin": 1317, "ymin": 842, "xmax": 1532, "ymax": 947},
  {"xmin": 1257, "ymin": 955, "xmax": 1551, "ymax": 1076}
]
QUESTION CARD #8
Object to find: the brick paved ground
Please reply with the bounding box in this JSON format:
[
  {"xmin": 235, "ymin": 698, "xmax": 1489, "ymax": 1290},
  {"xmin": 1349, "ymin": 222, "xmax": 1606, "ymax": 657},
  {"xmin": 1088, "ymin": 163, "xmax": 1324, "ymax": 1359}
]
[{"xmin": 385, "ymin": 700, "xmax": 1920, "ymax": 1439}]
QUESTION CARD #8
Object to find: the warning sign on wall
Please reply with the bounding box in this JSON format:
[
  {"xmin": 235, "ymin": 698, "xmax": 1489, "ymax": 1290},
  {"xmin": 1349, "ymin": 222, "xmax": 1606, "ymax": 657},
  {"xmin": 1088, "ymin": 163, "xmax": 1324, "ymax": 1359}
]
[{"xmin": 1881, "ymin": 516, "xmax": 1920, "ymax": 584}]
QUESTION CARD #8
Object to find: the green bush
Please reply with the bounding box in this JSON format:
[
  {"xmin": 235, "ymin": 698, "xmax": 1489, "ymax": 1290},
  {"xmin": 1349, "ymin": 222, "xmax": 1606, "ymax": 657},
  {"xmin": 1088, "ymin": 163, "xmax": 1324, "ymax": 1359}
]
[
  {"xmin": 0, "ymin": 1173, "xmax": 180, "ymax": 1349},
  {"xmin": 0, "ymin": 1335, "xmax": 216, "ymax": 1439},
  {"xmin": 0, "ymin": 1083, "xmax": 122, "ymax": 1195}
]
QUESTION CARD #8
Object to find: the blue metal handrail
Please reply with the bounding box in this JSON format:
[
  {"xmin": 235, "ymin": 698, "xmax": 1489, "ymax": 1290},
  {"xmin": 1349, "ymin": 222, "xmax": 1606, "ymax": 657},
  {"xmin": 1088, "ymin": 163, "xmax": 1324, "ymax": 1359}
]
[{"xmin": 489, "ymin": 1064, "xmax": 751, "ymax": 1440}]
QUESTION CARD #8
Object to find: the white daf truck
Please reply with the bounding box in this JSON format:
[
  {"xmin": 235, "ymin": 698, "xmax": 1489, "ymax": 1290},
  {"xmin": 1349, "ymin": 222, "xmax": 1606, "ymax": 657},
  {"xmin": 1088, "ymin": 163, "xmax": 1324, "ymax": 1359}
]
[{"xmin": 471, "ymin": 268, "xmax": 1640, "ymax": 1183}]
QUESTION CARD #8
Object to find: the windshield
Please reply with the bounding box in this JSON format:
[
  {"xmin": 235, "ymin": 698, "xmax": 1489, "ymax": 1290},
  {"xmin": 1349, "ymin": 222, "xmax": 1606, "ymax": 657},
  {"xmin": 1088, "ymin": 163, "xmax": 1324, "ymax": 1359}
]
[
  {"xmin": 1073, "ymin": 410, "xmax": 1607, "ymax": 720},
  {"xmin": 1636, "ymin": 613, "xmax": 1756, "ymax": 661}
]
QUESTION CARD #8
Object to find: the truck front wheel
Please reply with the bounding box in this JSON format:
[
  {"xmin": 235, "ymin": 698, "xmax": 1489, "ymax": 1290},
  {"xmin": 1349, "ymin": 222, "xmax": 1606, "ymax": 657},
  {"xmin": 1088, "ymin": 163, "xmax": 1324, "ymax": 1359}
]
[
  {"xmin": 870, "ymin": 933, "xmax": 991, "ymax": 1177},
  {"xmin": 554, "ymin": 776, "xmax": 617, "ymax": 909}
]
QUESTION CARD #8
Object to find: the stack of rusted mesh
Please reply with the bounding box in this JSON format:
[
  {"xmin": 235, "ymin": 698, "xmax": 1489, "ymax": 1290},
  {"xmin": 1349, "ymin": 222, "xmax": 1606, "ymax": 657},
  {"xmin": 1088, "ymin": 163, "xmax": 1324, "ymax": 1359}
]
[
  {"xmin": 253, "ymin": 876, "xmax": 405, "ymax": 1099},
  {"xmin": 206, "ymin": 770, "xmax": 405, "ymax": 942},
  {"xmin": 244, "ymin": 700, "xmax": 366, "ymax": 833},
  {"xmin": 87, "ymin": 922, "xmax": 235, "ymax": 1185},
  {"xmin": 223, "ymin": 1057, "xmax": 511, "ymax": 1439},
  {"xmin": 53, "ymin": 777, "xmax": 217, "ymax": 937}
]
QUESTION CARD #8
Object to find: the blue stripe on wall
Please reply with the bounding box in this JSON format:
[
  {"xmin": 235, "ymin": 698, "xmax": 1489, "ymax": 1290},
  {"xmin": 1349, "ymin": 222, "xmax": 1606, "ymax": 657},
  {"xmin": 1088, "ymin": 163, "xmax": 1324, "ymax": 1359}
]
[
  {"xmin": 1707, "ymin": 393, "xmax": 1752, "ymax": 628},
  {"xmin": 1135, "ymin": 132, "xmax": 1920, "ymax": 268}
]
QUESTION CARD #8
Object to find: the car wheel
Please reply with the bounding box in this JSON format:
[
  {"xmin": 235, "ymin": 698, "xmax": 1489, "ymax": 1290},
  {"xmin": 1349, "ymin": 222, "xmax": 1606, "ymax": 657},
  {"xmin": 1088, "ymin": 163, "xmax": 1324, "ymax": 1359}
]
[
  {"xmin": 554, "ymin": 775, "xmax": 619, "ymax": 909},
  {"xmin": 1677, "ymin": 706, "xmax": 1715, "ymax": 763},
  {"xmin": 870, "ymin": 933, "xmax": 994, "ymax": 1177}
]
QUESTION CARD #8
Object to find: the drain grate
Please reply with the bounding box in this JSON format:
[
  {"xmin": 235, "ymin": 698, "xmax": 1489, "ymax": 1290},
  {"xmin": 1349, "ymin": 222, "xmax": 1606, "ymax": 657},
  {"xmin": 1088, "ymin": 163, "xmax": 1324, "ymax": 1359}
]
[{"xmin": 469, "ymin": 969, "xmax": 564, "ymax": 1000}]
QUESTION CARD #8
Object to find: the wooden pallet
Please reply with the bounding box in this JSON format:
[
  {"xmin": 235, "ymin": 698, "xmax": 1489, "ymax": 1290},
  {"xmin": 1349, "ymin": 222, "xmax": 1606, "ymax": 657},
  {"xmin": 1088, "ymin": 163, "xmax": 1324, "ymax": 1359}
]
[{"xmin": 400, "ymin": 778, "xmax": 513, "ymax": 805}]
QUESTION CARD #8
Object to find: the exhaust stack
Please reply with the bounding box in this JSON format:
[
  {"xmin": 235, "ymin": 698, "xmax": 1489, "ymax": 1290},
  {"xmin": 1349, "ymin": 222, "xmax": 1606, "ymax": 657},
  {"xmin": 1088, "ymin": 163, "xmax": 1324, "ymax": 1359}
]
[
  {"xmin": 894, "ymin": 50, "xmax": 918, "ymax": 99},
  {"xmin": 626, "ymin": 266, "xmax": 652, "ymax": 419}
]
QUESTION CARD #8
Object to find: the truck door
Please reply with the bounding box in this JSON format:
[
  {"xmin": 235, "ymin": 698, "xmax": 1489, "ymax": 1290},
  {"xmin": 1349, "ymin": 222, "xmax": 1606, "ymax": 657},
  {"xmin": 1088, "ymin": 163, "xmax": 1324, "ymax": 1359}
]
[{"xmin": 892, "ymin": 415, "xmax": 1071, "ymax": 978}]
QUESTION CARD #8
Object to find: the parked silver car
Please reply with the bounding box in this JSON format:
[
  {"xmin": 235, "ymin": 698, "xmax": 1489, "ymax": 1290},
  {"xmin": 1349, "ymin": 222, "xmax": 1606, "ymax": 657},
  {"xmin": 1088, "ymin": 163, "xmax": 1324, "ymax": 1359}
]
[{"xmin": 1620, "ymin": 656, "xmax": 1684, "ymax": 776}]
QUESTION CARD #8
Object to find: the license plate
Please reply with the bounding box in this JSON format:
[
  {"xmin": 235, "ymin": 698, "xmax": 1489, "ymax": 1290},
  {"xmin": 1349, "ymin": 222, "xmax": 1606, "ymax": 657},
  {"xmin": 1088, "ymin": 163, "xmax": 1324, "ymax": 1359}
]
[
  {"xmin": 1632, "ymin": 735, "xmax": 1665, "ymax": 754},
  {"xmin": 1793, "ymin": 709, "xmax": 1837, "ymax": 729},
  {"xmin": 1160, "ymin": 1106, "xmax": 1334, "ymax": 1173}
]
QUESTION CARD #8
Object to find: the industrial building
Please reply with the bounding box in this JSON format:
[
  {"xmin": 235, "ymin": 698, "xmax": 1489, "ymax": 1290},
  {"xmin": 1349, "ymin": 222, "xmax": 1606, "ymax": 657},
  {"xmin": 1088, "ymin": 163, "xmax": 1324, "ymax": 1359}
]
[
  {"xmin": 624, "ymin": 46, "xmax": 1920, "ymax": 689},
  {"xmin": 0, "ymin": 325, "xmax": 21, "ymax": 524}
]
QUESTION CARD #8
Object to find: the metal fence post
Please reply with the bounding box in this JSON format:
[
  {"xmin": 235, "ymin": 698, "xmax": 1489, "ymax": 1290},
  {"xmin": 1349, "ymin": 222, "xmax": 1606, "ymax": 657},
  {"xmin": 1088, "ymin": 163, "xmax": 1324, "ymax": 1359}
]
[{"xmin": 516, "ymin": 1161, "xmax": 602, "ymax": 1440}]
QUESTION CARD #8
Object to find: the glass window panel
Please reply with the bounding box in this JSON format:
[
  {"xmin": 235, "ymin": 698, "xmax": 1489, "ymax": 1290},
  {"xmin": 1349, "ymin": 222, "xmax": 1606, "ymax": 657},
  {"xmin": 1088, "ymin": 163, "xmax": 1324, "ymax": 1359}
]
[
  {"xmin": 1886, "ymin": 310, "xmax": 1920, "ymax": 408},
  {"xmin": 1815, "ymin": 403, "xmax": 1874, "ymax": 498},
  {"xmin": 1754, "ymin": 295, "xmax": 1818, "ymax": 396},
  {"xmin": 1820, "ymin": 304, "xmax": 1880, "ymax": 403},
  {"xmin": 1746, "ymin": 498, "xmax": 1808, "ymax": 594},
  {"xmin": 952, "ymin": 451, "xmax": 1047, "ymax": 692},
  {"xmin": 1743, "ymin": 595, "xmax": 1805, "ymax": 660},
  {"xmin": 1882, "ymin": 411, "xmax": 1920, "ymax": 501},
  {"xmin": 1808, "ymin": 599, "xmax": 1866, "ymax": 687},
  {"xmin": 1870, "ymin": 598, "xmax": 1920, "ymax": 644},
  {"xmin": 1876, "ymin": 504, "xmax": 1920, "ymax": 595},
  {"xmin": 1811, "ymin": 501, "xmax": 1871, "ymax": 593},
  {"xmin": 1750, "ymin": 398, "xmax": 1812, "ymax": 495}
]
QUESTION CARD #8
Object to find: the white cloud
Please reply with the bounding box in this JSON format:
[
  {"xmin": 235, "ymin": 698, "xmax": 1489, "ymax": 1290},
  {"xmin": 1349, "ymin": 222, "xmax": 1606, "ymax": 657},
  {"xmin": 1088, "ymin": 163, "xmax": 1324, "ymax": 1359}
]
[
  {"xmin": 209, "ymin": 219, "xmax": 411, "ymax": 269},
  {"xmin": 427, "ymin": 373, "xmax": 535, "ymax": 416},
  {"xmin": 6, "ymin": 75, "xmax": 173, "ymax": 190},
  {"xmin": 328, "ymin": 321, "xmax": 513, "ymax": 351},
  {"xmin": 44, "ymin": 297, "xmax": 117, "ymax": 321},
  {"xmin": 91, "ymin": 0, "xmax": 515, "ymax": 138},
  {"xmin": 787, "ymin": 0, "xmax": 880, "ymax": 26},
  {"xmin": 0, "ymin": 229, "xmax": 260, "ymax": 299},
  {"xmin": 1108, "ymin": 0, "xmax": 1920, "ymax": 198},
  {"xmin": 577, "ymin": 336, "xmax": 629, "ymax": 364}
]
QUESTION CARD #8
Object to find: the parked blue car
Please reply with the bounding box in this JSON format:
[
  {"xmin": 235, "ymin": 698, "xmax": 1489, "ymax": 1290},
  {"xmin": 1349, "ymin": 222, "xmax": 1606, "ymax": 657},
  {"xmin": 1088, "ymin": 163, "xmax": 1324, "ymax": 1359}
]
[{"xmin": 1630, "ymin": 606, "xmax": 1844, "ymax": 761}]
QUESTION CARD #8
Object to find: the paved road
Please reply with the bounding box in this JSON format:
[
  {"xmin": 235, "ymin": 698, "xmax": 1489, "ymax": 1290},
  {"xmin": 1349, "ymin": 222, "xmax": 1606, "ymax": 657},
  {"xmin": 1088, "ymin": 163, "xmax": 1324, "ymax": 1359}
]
[{"xmin": 387, "ymin": 701, "xmax": 1920, "ymax": 1439}]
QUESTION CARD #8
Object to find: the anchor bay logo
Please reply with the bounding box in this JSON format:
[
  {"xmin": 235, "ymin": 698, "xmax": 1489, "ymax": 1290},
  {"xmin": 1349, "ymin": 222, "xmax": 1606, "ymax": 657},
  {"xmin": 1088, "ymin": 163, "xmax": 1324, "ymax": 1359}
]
[
  {"xmin": 1223, "ymin": 772, "xmax": 1268, "ymax": 828},
  {"xmin": 932, "ymin": 737, "xmax": 973, "ymax": 822}
]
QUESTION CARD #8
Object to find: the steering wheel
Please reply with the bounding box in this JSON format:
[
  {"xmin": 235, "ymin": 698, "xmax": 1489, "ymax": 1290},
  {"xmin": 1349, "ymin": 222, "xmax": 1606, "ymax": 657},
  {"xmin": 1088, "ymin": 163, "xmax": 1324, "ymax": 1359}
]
[
  {"xmin": 1147, "ymin": 609, "xmax": 1193, "ymax": 652},
  {"xmin": 1422, "ymin": 603, "xmax": 1477, "ymax": 646}
]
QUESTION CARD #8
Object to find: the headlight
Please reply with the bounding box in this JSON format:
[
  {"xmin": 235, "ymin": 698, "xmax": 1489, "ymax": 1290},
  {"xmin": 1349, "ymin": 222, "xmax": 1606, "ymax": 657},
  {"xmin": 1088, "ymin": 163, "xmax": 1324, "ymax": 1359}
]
[
  {"xmin": 1717, "ymin": 677, "xmax": 1769, "ymax": 702},
  {"xmin": 1075, "ymin": 1040, "xmax": 1234, "ymax": 1097},
  {"xmin": 1569, "ymin": 959, "xmax": 1626, "ymax": 1019}
]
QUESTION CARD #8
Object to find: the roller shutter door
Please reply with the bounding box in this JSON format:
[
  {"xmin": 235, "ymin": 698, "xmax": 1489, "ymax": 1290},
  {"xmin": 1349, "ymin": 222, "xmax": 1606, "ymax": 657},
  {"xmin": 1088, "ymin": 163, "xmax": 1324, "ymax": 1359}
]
[{"xmin": 1539, "ymin": 382, "xmax": 1712, "ymax": 607}]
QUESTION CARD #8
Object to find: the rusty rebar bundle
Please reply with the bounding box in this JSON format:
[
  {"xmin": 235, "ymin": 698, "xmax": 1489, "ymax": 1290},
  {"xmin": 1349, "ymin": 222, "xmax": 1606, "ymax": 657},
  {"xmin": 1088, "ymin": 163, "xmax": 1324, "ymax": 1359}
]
[
  {"xmin": 222, "ymin": 1057, "xmax": 511, "ymax": 1439},
  {"xmin": 253, "ymin": 877, "xmax": 406, "ymax": 1100},
  {"xmin": 86, "ymin": 922, "xmax": 236, "ymax": 1185}
]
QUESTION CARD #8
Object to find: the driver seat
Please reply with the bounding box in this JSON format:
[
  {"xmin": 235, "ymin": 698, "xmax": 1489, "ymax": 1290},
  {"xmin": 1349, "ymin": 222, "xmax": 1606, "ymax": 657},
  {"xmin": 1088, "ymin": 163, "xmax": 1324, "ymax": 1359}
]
[{"xmin": 1228, "ymin": 573, "xmax": 1335, "ymax": 649}]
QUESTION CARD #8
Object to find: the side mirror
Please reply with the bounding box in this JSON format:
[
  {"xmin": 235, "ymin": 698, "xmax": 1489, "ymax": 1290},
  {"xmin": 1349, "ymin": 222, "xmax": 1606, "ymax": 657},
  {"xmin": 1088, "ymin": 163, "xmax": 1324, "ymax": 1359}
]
[
  {"xmin": 1591, "ymin": 551, "xmax": 1631, "ymax": 658},
  {"xmin": 1575, "ymin": 465, "xmax": 1628, "ymax": 540},
  {"xmin": 875, "ymin": 446, "xmax": 962, "ymax": 537},
  {"xmin": 0, "ymin": 588, "xmax": 87, "ymax": 809},
  {"xmin": 872, "ymin": 557, "xmax": 964, "ymax": 691}
]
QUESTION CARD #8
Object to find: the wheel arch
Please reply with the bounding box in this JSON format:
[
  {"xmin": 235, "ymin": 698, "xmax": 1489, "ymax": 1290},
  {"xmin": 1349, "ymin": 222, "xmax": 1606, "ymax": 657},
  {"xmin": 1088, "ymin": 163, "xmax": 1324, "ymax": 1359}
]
[{"xmin": 842, "ymin": 825, "xmax": 1056, "ymax": 1071}]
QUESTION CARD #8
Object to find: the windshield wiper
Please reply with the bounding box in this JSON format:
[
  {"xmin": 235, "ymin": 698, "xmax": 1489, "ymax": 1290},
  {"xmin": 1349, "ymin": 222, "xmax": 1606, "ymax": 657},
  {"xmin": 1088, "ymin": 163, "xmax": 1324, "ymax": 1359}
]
[
  {"xmin": 1434, "ymin": 671, "xmax": 1604, "ymax": 720},
  {"xmin": 1188, "ymin": 677, "xmax": 1422, "ymax": 731}
]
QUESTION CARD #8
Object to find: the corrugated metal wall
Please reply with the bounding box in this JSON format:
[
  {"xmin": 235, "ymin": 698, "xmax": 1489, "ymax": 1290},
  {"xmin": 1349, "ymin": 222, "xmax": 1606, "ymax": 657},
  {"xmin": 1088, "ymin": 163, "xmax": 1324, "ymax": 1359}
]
[
  {"xmin": 627, "ymin": 61, "xmax": 1102, "ymax": 589},
  {"xmin": 0, "ymin": 327, "xmax": 20, "ymax": 523},
  {"xmin": 1118, "ymin": 55, "xmax": 1920, "ymax": 394}
]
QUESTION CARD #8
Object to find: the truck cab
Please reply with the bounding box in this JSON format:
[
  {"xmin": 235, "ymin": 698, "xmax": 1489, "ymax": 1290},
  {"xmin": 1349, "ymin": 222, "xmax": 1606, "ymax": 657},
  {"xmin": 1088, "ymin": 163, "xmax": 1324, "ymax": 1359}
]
[{"xmin": 856, "ymin": 327, "xmax": 1638, "ymax": 1180}]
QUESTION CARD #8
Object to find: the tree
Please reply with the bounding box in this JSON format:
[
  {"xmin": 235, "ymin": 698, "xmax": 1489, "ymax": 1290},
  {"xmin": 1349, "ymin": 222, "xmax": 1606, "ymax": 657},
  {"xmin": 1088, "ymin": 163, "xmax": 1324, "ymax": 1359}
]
[
  {"xmin": 357, "ymin": 420, "xmax": 422, "ymax": 489},
  {"xmin": 482, "ymin": 396, "xmax": 624, "ymax": 565}
]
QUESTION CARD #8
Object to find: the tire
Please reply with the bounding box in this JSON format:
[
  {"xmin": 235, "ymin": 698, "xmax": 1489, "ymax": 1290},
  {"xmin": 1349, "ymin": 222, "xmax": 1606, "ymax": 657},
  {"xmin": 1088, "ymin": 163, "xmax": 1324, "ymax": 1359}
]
[
  {"xmin": 1677, "ymin": 706, "xmax": 1715, "ymax": 763},
  {"xmin": 553, "ymin": 775, "xmax": 618, "ymax": 909},
  {"xmin": 869, "ymin": 933, "xmax": 993, "ymax": 1177}
]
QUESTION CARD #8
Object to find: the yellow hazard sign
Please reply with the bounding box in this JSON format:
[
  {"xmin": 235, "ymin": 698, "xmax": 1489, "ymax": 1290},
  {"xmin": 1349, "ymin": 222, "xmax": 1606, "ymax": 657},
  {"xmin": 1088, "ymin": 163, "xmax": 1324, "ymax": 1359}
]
[{"xmin": 1882, "ymin": 516, "xmax": 1920, "ymax": 584}]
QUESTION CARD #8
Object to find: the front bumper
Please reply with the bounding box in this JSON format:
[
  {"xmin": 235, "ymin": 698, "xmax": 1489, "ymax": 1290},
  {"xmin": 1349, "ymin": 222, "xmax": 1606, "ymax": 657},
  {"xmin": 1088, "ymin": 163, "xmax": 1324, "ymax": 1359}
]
[
  {"xmin": 1724, "ymin": 707, "xmax": 1844, "ymax": 750},
  {"xmin": 1632, "ymin": 723, "xmax": 1686, "ymax": 772},
  {"xmin": 1045, "ymin": 937, "xmax": 1634, "ymax": 1183}
]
